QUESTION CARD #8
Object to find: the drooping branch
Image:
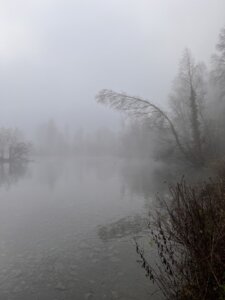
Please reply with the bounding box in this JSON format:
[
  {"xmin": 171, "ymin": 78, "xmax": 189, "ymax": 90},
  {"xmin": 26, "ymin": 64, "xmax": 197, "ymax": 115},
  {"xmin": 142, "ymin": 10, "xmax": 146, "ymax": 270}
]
[{"xmin": 96, "ymin": 89, "xmax": 187, "ymax": 158}]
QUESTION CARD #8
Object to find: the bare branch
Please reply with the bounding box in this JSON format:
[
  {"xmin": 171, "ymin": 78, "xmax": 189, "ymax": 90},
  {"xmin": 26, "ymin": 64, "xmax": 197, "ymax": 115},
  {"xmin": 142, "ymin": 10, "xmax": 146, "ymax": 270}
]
[{"xmin": 96, "ymin": 89, "xmax": 188, "ymax": 159}]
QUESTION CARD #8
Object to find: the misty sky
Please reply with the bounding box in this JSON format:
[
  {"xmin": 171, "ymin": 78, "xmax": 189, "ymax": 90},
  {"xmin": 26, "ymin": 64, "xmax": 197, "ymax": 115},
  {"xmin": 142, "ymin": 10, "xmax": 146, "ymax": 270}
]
[{"xmin": 0, "ymin": 0, "xmax": 224, "ymax": 134}]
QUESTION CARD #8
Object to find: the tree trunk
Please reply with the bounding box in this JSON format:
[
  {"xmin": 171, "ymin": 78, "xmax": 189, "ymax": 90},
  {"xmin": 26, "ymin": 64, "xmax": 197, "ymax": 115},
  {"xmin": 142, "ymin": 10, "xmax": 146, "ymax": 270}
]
[{"xmin": 190, "ymin": 87, "xmax": 204, "ymax": 165}]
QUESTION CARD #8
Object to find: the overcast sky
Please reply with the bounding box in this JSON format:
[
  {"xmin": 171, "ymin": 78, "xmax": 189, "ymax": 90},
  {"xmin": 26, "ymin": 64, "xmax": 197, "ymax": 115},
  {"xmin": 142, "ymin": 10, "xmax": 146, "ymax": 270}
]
[{"xmin": 0, "ymin": 0, "xmax": 224, "ymax": 134}]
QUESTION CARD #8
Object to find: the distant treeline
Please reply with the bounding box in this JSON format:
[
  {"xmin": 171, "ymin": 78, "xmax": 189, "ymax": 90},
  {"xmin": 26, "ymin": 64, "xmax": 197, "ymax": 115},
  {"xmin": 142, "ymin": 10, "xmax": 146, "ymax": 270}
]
[{"xmin": 34, "ymin": 118, "xmax": 154, "ymax": 158}]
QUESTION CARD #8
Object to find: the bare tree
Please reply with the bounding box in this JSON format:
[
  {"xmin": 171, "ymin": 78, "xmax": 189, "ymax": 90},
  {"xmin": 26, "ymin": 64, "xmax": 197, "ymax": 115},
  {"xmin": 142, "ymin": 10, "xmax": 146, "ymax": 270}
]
[
  {"xmin": 208, "ymin": 26, "xmax": 225, "ymax": 157},
  {"xmin": 96, "ymin": 89, "xmax": 188, "ymax": 160},
  {"xmin": 170, "ymin": 49, "xmax": 207, "ymax": 165},
  {"xmin": 96, "ymin": 50, "xmax": 207, "ymax": 166},
  {"xmin": 0, "ymin": 128, "xmax": 31, "ymax": 162},
  {"xmin": 211, "ymin": 26, "xmax": 225, "ymax": 88}
]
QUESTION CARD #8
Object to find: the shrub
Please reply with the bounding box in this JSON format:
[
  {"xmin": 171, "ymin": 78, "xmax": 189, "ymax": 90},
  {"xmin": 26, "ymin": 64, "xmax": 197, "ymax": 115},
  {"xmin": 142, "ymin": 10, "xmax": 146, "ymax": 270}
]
[{"xmin": 136, "ymin": 176, "xmax": 225, "ymax": 299}]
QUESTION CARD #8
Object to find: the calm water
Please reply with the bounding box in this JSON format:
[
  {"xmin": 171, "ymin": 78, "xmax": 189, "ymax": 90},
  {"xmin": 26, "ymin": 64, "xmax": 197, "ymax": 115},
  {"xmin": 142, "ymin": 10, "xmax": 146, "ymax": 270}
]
[{"xmin": 0, "ymin": 157, "xmax": 163, "ymax": 300}]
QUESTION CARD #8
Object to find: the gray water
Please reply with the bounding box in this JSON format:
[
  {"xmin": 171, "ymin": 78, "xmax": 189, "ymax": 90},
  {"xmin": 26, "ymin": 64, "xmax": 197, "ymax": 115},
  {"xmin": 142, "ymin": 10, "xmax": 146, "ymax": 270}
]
[{"xmin": 0, "ymin": 157, "xmax": 163, "ymax": 300}]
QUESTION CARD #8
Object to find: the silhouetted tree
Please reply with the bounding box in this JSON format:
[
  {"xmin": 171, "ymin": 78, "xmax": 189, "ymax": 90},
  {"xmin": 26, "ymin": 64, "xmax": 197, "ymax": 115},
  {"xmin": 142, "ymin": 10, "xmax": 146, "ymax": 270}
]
[
  {"xmin": 170, "ymin": 49, "xmax": 207, "ymax": 165},
  {"xmin": 211, "ymin": 26, "xmax": 225, "ymax": 92},
  {"xmin": 96, "ymin": 89, "xmax": 188, "ymax": 160},
  {"xmin": 0, "ymin": 128, "xmax": 31, "ymax": 162},
  {"xmin": 96, "ymin": 53, "xmax": 207, "ymax": 167},
  {"xmin": 209, "ymin": 26, "xmax": 225, "ymax": 157}
]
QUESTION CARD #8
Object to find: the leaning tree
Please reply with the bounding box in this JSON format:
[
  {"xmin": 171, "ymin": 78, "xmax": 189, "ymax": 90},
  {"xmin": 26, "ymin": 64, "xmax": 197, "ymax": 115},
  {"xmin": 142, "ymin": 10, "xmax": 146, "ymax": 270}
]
[{"xmin": 96, "ymin": 50, "xmax": 206, "ymax": 166}]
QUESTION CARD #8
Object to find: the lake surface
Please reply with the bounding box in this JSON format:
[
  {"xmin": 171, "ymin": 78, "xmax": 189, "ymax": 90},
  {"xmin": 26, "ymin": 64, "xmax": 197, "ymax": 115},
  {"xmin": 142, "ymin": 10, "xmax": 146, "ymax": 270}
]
[{"xmin": 0, "ymin": 157, "xmax": 164, "ymax": 300}]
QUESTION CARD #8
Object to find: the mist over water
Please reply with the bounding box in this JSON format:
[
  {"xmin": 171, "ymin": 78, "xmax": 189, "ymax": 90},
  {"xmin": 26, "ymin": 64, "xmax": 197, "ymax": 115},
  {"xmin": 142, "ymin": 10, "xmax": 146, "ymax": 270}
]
[
  {"xmin": 0, "ymin": 1, "xmax": 225, "ymax": 299},
  {"xmin": 0, "ymin": 157, "xmax": 162, "ymax": 300}
]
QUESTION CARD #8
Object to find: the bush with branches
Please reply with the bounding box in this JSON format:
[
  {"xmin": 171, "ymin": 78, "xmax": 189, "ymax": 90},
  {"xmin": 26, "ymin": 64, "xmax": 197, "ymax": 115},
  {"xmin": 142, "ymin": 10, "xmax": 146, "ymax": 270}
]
[{"xmin": 136, "ymin": 174, "xmax": 225, "ymax": 299}]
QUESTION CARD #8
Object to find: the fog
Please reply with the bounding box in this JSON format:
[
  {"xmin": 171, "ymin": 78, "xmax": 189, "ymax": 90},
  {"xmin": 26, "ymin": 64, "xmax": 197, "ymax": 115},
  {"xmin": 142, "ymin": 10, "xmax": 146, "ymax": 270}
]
[
  {"xmin": 0, "ymin": 1, "xmax": 225, "ymax": 299},
  {"xmin": 0, "ymin": 0, "xmax": 225, "ymax": 133}
]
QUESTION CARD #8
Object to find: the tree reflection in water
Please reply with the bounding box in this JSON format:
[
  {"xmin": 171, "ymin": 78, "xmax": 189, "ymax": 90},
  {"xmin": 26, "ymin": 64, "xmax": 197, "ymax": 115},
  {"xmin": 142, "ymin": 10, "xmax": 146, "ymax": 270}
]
[
  {"xmin": 0, "ymin": 162, "xmax": 28, "ymax": 188},
  {"xmin": 98, "ymin": 215, "xmax": 148, "ymax": 242}
]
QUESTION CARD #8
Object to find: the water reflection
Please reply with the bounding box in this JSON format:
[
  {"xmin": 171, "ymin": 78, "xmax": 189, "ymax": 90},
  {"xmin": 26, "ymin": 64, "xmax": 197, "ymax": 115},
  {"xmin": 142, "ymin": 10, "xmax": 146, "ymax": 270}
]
[
  {"xmin": 0, "ymin": 157, "xmax": 163, "ymax": 300},
  {"xmin": 121, "ymin": 159, "xmax": 170, "ymax": 207},
  {"xmin": 120, "ymin": 159, "xmax": 210, "ymax": 205},
  {"xmin": 37, "ymin": 158, "xmax": 65, "ymax": 189},
  {"xmin": 0, "ymin": 162, "xmax": 29, "ymax": 188},
  {"xmin": 98, "ymin": 215, "xmax": 148, "ymax": 242}
]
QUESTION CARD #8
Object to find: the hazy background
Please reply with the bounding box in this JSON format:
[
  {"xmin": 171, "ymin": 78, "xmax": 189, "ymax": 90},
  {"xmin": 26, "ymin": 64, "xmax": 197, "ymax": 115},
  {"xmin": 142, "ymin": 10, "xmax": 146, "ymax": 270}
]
[
  {"xmin": 0, "ymin": 0, "xmax": 225, "ymax": 136},
  {"xmin": 0, "ymin": 2, "xmax": 225, "ymax": 299}
]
